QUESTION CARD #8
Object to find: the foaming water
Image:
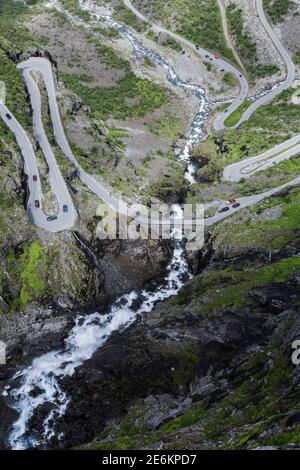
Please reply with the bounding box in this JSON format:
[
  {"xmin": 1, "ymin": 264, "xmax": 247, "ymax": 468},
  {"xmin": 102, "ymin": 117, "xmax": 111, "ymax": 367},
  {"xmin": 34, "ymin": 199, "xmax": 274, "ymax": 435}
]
[
  {"xmin": 105, "ymin": 16, "xmax": 210, "ymax": 184},
  {"xmin": 77, "ymin": 0, "xmax": 210, "ymax": 183},
  {"xmin": 4, "ymin": 221, "xmax": 191, "ymax": 449},
  {"xmin": 3, "ymin": 0, "xmax": 211, "ymax": 449}
]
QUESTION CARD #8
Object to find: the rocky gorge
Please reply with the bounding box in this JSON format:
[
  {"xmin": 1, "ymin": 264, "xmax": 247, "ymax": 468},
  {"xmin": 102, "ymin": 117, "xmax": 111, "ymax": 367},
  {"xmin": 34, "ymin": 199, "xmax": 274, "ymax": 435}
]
[{"xmin": 0, "ymin": 0, "xmax": 299, "ymax": 452}]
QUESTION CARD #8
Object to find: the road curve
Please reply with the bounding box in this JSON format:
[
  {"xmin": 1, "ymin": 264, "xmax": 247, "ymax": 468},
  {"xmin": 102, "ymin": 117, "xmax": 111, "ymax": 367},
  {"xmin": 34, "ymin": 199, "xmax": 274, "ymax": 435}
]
[
  {"xmin": 205, "ymin": 175, "xmax": 300, "ymax": 225},
  {"xmin": 122, "ymin": 0, "xmax": 249, "ymax": 132},
  {"xmin": 0, "ymin": 1, "xmax": 299, "ymax": 233},
  {"xmin": 18, "ymin": 57, "xmax": 300, "ymax": 229},
  {"xmin": 0, "ymin": 99, "xmax": 76, "ymax": 233},
  {"xmin": 124, "ymin": 0, "xmax": 295, "ymax": 132},
  {"xmin": 223, "ymin": 134, "xmax": 300, "ymax": 181},
  {"xmin": 19, "ymin": 58, "xmax": 130, "ymax": 218},
  {"xmin": 18, "ymin": 64, "xmax": 77, "ymax": 231},
  {"xmin": 211, "ymin": 0, "xmax": 295, "ymax": 130},
  {"xmin": 124, "ymin": 0, "xmax": 299, "ymax": 181}
]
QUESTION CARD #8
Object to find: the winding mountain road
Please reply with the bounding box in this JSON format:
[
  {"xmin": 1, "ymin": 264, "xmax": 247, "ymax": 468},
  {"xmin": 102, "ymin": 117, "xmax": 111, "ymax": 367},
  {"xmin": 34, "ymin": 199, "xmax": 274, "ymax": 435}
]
[
  {"xmin": 0, "ymin": 98, "xmax": 76, "ymax": 233},
  {"xmin": 125, "ymin": 0, "xmax": 300, "ymax": 181},
  {"xmin": 0, "ymin": 0, "xmax": 299, "ymax": 232},
  {"xmin": 123, "ymin": 0, "xmax": 249, "ymax": 132}
]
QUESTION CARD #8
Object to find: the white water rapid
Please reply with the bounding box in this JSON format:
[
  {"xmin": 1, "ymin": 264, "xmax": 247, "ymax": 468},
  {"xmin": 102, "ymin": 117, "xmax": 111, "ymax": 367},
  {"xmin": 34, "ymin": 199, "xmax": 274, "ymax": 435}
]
[{"xmin": 3, "ymin": 0, "xmax": 211, "ymax": 449}]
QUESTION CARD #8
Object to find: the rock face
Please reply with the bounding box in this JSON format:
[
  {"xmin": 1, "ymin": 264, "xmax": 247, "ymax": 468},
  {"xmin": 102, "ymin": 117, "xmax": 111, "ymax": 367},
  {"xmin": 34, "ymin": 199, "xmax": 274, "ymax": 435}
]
[
  {"xmin": 1, "ymin": 216, "xmax": 299, "ymax": 450},
  {"xmin": 0, "ymin": 235, "xmax": 172, "ymax": 362},
  {"xmin": 36, "ymin": 281, "xmax": 298, "ymax": 450},
  {"xmin": 250, "ymin": 281, "xmax": 298, "ymax": 312},
  {"xmin": 92, "ymin": 238, "xmax": 172, "ymax": 301}
]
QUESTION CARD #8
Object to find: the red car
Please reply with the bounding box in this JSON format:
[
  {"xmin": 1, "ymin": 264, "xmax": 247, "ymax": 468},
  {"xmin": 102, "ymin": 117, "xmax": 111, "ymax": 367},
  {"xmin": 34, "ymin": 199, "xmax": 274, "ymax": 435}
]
[
  {"xmin": 33, "ymin": 175, "xmax": 37, "ymax": 182},
  {"xmin": 226, "ymin": 197, "xmax": 237, "ymax": 205}
]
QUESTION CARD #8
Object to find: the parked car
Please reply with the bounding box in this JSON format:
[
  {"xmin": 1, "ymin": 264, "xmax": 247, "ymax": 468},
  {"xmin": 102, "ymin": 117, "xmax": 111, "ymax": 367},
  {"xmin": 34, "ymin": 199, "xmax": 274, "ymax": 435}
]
[
  {"xmin": 233, "ymin": 203, "xmax": 241, "ymax": 209},
  {"xmin": 63, "ymin": 204, "xmax": 68, "ymax": 213},
  {"xmin": 47, "ymin": 215, "xmax": 57, "ymax": 222},
  {"xmin": 218, "ymin": 206, "xmax": 230, "ymax": 213},
  {"xmin": 5, "ymin": 113, "xmax": 12, "ymax": 120},
  {"xmin": 226, "ymin": 197, "xmax": 237, "ymax": 205},
  {"xmin": 205, "ymin": 54, "xmax": 209, "ymax": 59},
  {"xmin": 220, "ymin": 69, "xmax": 225, "ymax": 72},
  {"xmin": 195, "ymin": 45, "xmax": 199, "ymax": 50},
  {"xmin": 35, "ymin": 200, "xmax": 40, "ymax": 208},
  {"xmin": 33, "ymin": 175, "xmax": 37, "ymax": 182}
]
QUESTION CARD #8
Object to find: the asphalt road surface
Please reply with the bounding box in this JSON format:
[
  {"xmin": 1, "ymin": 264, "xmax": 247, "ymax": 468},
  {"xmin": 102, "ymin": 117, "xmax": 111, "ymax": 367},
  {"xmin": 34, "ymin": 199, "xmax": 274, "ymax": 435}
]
[
  {"xmin": 0, "ymin": 0, "xmax": 299, "ymax": 232},
  {"xmin": 0, "ymin": 99, "xmax": 76, "ymax": 232}
]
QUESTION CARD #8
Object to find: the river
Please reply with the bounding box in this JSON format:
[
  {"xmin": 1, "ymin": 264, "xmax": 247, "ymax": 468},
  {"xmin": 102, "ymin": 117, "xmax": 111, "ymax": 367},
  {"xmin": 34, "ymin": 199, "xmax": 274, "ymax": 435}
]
[{"xmin": 2, "ymin": 0, "xmax": 211, "ymax": 449}]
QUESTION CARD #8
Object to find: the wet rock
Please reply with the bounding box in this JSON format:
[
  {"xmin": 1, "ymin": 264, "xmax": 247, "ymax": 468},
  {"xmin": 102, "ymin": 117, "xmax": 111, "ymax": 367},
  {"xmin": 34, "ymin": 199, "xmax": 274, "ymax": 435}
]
[
  {"xmin": 130, "ymin": 298, "xmax": 143, "ymax": 311},
  {"xmin": 92, "ymin": 238, "xmax": 172, "ymax": 301},
  {"xmin": 143, "ymin": 394, "xmax": 192, "ymax": 430},
  {"xmin": 250, "ymin": 282, "xmax": 296, "ymax": 312}
]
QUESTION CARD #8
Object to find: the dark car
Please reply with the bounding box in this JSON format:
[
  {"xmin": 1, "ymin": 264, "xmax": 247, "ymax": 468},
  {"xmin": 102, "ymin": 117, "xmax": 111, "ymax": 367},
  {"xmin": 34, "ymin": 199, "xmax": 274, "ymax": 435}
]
[
  {"xmin": 63, "ymin": 204, "xmax": 68, "ymax": 213},
  {"xmin": 233, "ymin": 203, "xmax": 241, "ymax": 209},
  {"xmin": 35, "ymin": 200, "xmax": 40, "ymax": 208},
  {"xmin": 195, "ymin": 45, "xmax": 199, "ymax": 50},
  {"xmin": 33, "ymin": 175, "xmax": 37, "ymax": 182},
  {"xmin": 47, "ymin": 215, "xmax": 58, "ymax": 222},
  {"xmin": 5, "ymin": 113, "xmax": 12, "ymax": 120},
  {"xmin": 205, "ymin": 54, "xmax": 209, "ymax": 59},
  {"xmin": 221, "ymin": 69, "xmax": 225, "ymax": 72},
  {"xmin": 218, "ymin": 206, "xmax": 230, "ymax": 213}
]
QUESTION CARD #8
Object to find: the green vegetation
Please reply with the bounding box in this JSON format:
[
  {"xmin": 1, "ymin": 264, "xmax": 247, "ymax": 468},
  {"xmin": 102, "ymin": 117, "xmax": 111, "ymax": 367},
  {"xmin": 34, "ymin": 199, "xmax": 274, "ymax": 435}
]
[
  {"xmin": 204, "ymin": 61, "xmax": 212, "ymax": 72},
  {"xmin": 95, "ymin": 43, "xmax": 129, "ymax": 69},
  {"xmin": 114, "ymin": 2, "xmax": 146, "ymax": 32},
  {"xmin": 0, "ymin": 0, "xmax": 32, "ymax": 49},
  {"xmin": 248, "ymin": 64, "xmax": 280, "ymax": 78},
  {"xmin": 147, "ymin": 112, "xmax": 183, "ymax": 143},
  {"xmin": 146, "ymin": 29, "xmax": 183, "ymax": 52},
  {"xmin": 3, "ymin": 241, "xmax": 48, "ymax": 311},
  {"xmin": 61, "ymin": 40, "xmax": 170, "ymax": 120},
  {"xmin": 149, "ymin": 165, "xmax": 188, "ymax": 201},
  {"xmin": 194, "ymin": 256, "xmax": 300, "ymax": 315},
  {"xmin": 60, "ymin": 0, "xmax": 91, "ymax": 21},
  {"xmin": 144, "ymin": 56, "xmax": 156, "ymax": 68},
  {"xmin": 222, "ymin": 71, "xmax": 236, "ymax": 87},
  {"xmin": 263, "ymin": 0, "xmax": 292, "ymax": 23},
  {"xmin": 0, "ymin": 1, "xmax": 32, "ymax": 126},
  {"xmin": 194, "ymin": 88, "xmax": 300, "ymax": 182},
  {"xmin": 161, "ymin": 36, "xmax": 183, "ymax": 53},
  {"xmin": 19, "ymin": 241, "xmax": 48, "ymax": 308},
  {"xmin": 79, "ymin": 308, "xmax": 300, "ymax": 450},
  {"xmin": 132, "ymin": 0, "xmax": 236, "ymax": 63},
  {"xmin": 93, "ymin": 26, "xmax": 120, "ymax": 39},
  {"xmin": 62, "ymin": 71, "xmax": 169, "ymax": 120},
  {"xmin": 226, "ymin": 3, "xmax": 256, "ymax": 70},
  {"xmin": 227, "ymin": 3, "xmax": 280, "ymax": 78},
  {"xmin": 294, "ymin": 52, "xmax": 300, "ymax": 65},
  {"xmin": 224, "ymin": 99, "xmax": 252, "ymax": 127}
]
